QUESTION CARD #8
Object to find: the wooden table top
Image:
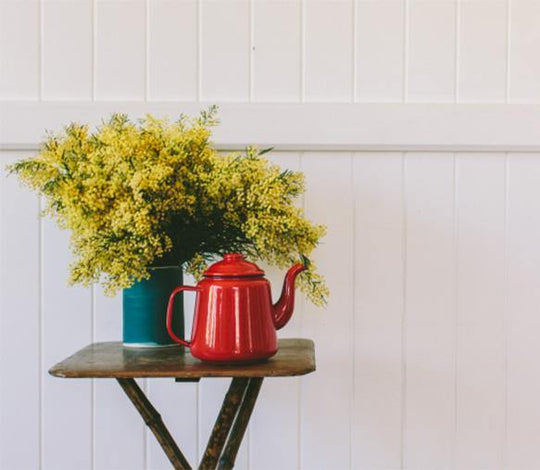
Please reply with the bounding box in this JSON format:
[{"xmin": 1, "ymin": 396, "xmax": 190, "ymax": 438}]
[{"xmin": 49, "ymin": 338, "xmax": 316, "ymax": 379}]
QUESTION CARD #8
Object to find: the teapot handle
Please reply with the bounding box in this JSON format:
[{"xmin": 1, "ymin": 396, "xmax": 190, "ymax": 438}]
[{"xmin": 166, "ymin": 285, "xmax": 198, "ymax": 347}]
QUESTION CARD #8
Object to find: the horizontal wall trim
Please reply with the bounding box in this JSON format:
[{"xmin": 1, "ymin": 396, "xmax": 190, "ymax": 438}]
[{"xmin": 2, "ymin": 102, "xmax": 540, "ymax": 152}]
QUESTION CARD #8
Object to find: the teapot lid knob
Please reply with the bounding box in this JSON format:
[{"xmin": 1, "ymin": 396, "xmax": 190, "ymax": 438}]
[
  {"xmin": 224, "ymin": 253, "xmax": 244, "ymax": 262},
  {"xmin": 203, "ymin": 253, "xmax": 264, "ymax": 277}
]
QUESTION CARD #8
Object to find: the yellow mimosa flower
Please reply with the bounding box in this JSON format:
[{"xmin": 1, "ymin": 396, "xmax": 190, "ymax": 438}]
[{"xmin": 8, "ymin": 107, "xmax": 329, "ymax": 305}]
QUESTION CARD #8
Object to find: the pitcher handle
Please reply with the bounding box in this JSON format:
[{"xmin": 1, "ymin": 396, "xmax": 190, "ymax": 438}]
[{"xmin": 166, "ymin": 285, "xmax": 198, "ymax": 347}]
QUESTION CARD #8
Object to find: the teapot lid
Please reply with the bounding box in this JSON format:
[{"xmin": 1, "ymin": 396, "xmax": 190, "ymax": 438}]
[{"xmin": 204, "ymin": 253, "xmax": 265, "ymax": 278}]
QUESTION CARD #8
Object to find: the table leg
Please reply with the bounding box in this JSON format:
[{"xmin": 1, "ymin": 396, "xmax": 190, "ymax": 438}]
[
  {"xmin": 117, "ymin": 378, "xmax": 192, "ymax": 470},
  {"xmin": 199, "ymin": 378, "xmax": 250, "ymax": 470},
  {"xmin": 218, "ymin": 378, "xmax": 264, "ymax": 470},
  {"xmin": 117, "ymin": 377, "xmax": 264, "ymax": 470}
]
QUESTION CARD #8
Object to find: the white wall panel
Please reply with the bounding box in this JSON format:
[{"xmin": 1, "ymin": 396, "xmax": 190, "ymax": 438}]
[
  {"xmin": 404, "ymin": 153, "xmax": 456, "ymax": 469},
  {"xmin": 200, "ymin": 0, "xmax": 249, "ymax": 101},
  {"xmin": 252, "ymin": 0, "xmax": 301, "ymax": 102},
  {"xmin": 1, "ymin": 146, "xmax": 540, "ymax": 469},
  {"xmin": 95, "ymin": 0, "xmax": 146, "ymax": 100},
  {"xmin": 0, "ymin": 0, "xmax": 40, "ymax": 99},
  {"xmin": 0, "ymin": 152, "xmax": 40, "ymax": 470},
  {"xmin": 148, "ymin": 0, "xmax": 198, "ymax": 101},
  {"xmin": 304, "ymin": 0, "xmax": 354, "ymax": 102},
  {"xmin": 147, "ymin": 380, "xmax": 199, "ymax": 469},
  {"xmin": 42, "ymin": 0, "xmax": 92, "ymax": 100},
  {"xmin": 408, "ymin": 1, "xmax": 456, "ymax": 102},
  {"xmin": 506, "ymin": 153, "xmax": 540, "ymax": 468},
  {"xmin": 352, "ymin": 153, "xmax": 404, "ymax": 469},
  {"xmin": 6, "ymin": 0, "xmax": 540, "ymax": 467},
  {"xmin": 356, "ymin": 0, "xmax": 404, "ymax": 102},
  {"xmin": 455, "ymin": 154, "xmax": 506, "ymax": 469},
  {"xmin": 249, "ymin": 153, "xmax": 303, "ymax": 470},
  {"xmin": 41, "ymin": 220, "xmax": 92, "ymax": 469},
  {"xmin": 11, "ymin": 102, "xmax": 540, "ymax": 152},
  {"xmin": 458, "ymin": 0, "xmax": 507, "ymax": 102},
  {"xmin": 301, "ymin": 153, "xmax": 354, "ymax": 470},
  {"xmin": 509, "ymin": 0, "xmax": 540, "ymax": 102},
  {"xmin": 147, "ymin": 272, "xmax": 199, "ymax": 469},
  {"xmin": 4, "ymin": 0, "xmax": 540, "ymax": 107},
  {"xmin": 93, "ymin": 288, "xmax": 145, "ymax": 470}
]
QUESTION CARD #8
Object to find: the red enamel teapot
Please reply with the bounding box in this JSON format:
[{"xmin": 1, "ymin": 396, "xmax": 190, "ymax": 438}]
[{"xmin": 166, "ymin": 253, "xmax": 306, "ymax": 363}]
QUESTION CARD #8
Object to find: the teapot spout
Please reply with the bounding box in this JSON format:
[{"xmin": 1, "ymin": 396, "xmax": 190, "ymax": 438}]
[{"xmin": 272, "ymin": 263, "xmax": 307, "ymax": 330}]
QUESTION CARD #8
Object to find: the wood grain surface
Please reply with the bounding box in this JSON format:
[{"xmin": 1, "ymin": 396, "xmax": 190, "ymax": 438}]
[{"xmin": 49, "ymin": 338, "xmax": 315, "ymax": 379}]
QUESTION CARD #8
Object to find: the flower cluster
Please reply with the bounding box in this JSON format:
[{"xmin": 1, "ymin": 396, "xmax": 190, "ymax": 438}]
[{"xmin": 9, "ymin": 107, "xmax": 328, "ymax": 305}]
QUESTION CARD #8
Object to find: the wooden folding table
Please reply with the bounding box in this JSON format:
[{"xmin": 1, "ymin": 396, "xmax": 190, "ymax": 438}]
[{"xmin": 49, "ymin": 338, "xmax": 316, "ymax": 470}]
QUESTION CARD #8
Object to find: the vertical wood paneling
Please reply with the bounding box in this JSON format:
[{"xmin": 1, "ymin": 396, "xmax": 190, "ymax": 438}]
[
  {"xmin": 458, "ymin": 0, "xmax": 507, "ymax": 103},
  {"xmin": 404, "ymin": 153, "xmax": 456, "ymax": 469},
  {"xmin": 147, "ymin": 380, "xmax": 199, "ymax": 469},
  {"xmin": 4, "ymin": 0, "xmax": 540, "ymax": 107},
  {"xmin": 42, "ymin": 0, "xmax": 92, "ymax": 100},
  {"xmin": 6, "ymin": 0, "xmax": 540, "ymax": 463},
  {"xmin": 41, "ymin": 220, "xmax": 92, "ymax": 469},
  {"xmin": 304, "ymin": 0, "xmax": 354, "ymax": 102},
  {"xmin": 95, "ymin": 0, "xmax": 146, "ymax": 100},
  {"xmin": 93, "ymin": 288, "xmax": 145, "ymax": 470},
  {"xmin": 455, "ymin": 154, "xmax": 506, "ymax": 469},
  {"xmin": 408, "ymin": 1, "xmax": 456, "ymax": 102},
  {"xmin": 301, "ymin": 153, "xmax": 354, "ymax": 470},
  {"xmin": 356, "ymin": 0, "xmax": 404, "ymax": 102},
  {"xmin": 0, "ymin": 153, "xmax": 40, "ymax": 470},
  {"xmin": 248, "ymin": 296, "xmax": 301, "ymax": 470},
  {"xmin": 0, "ymin": 0, "xmax": 40, "ymax": 99},
  {"xmin": 5, "ymin": 146, "xmax": 540, "ymax": 469},
  {"xmin": 148, "ymin": 0, "xmax": 198, "ymax": 101},
  {"xmin": 352, "ymin": 153, "xmax": 403, "ymax": 469},
  {"xmin": 249, "ymin": 153, "xmax": 302, "ymax": 470},
  {"xmin": 200, "ymin": 0, "xmax": 249, "ymax": 101},
  {"xmin": 147, "ymin": 272, "xmax": 199, "ymax": 469},
  {"xmin": 509, "ymin": 1, "xmax": 540, "ymax": 102},
  {"xmin": 252, "ymin": 0, "xmax": 301, "ymax": 102},
  {"xmin": 506, "ymin": 154, "xmax": 540, "ymax": 468}
]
